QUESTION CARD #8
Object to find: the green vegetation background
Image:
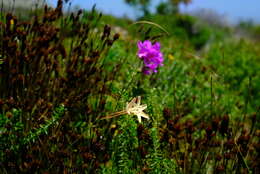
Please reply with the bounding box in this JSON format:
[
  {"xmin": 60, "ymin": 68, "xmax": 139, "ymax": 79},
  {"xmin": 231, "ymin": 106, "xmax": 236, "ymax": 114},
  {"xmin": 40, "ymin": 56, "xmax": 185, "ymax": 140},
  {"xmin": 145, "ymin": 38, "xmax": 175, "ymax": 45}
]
[{"xmin": 0, "ymin": 1, "xmax": 259, "ymax": 173}]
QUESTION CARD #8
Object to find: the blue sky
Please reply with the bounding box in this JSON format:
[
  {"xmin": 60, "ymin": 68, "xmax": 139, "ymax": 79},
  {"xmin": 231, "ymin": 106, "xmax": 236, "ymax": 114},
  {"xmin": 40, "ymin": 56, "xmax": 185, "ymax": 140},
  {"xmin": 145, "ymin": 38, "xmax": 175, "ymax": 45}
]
[
  {"xmin": 181, "ymin": 0, "xmax": 260, "ymax": 23},
  {"xmin": 48, "ymin": 0, "xmax": 260, "ymax": 23}
]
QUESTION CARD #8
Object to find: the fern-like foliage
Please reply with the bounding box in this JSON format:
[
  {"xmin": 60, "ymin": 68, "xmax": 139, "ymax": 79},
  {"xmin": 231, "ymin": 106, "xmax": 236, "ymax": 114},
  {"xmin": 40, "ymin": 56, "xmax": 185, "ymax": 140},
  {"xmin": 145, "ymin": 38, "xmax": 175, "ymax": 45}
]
[
  {"xmin": 102, "ymin": 117, "xmax": 140, "ymax": 174},
  {"xmin": 0, "ymin": 109, "xmax": 23, "ymax": 162},
  {"xmin": 23, "ymin": 105, "xmax": 65, "ymax": 145},
  {"xmin": 146, "ymin": 127, "xmax": 177, "ymax": 174},
  {"xmin": 100, "ymin": 117, "xmax": 178, "ymax": 174}
]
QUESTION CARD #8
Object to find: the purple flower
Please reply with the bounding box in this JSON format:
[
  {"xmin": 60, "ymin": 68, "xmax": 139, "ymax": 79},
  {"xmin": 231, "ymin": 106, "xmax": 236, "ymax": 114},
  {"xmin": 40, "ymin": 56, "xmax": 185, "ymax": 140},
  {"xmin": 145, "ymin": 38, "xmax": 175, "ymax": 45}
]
[{"xmin": 137, "ymin": 40, "xmax": 164, "ymax": 75}]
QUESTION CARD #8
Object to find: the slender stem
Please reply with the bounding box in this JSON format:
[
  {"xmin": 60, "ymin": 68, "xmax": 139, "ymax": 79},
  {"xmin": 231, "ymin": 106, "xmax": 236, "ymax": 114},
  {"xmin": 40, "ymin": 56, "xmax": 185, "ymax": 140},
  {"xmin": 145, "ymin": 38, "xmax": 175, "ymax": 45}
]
[
  {"xmin": 235, "ymin": 141, "xmax": 251, "ymax": 174},
  {"xmin": 173, "ymin": 77, "xmax": 176, "ymax": 115},
  {"xmin": 210, "ymin": 76, "xmax": 213, "ymax": 120},
  {"xmin": 100, "ymin": 110, "xmax": 128, "ymax": 120}
]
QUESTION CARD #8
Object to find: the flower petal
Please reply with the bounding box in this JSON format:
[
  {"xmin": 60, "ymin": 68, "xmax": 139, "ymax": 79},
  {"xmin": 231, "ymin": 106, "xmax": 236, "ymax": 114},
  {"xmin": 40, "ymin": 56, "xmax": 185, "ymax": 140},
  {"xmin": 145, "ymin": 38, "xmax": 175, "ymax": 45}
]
[{"xmin": 137, "ymin": 40, "xmax": 164, "ymax": 75}]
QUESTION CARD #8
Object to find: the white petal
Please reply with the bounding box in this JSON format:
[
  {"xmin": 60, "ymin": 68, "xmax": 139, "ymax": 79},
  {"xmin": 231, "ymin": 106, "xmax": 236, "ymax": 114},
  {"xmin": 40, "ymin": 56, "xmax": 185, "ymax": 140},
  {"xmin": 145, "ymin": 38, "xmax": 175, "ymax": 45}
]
[
  {"xmin": 137, "ymin": 96, "xmax": 141, "ymax": 105},
  {"xmin": 137, "ymin": 115, "xmax": 142, "ymax": 123},
  {"xmin": 139, "ymin": 112, "xmax": 149, "ymax": 119}
]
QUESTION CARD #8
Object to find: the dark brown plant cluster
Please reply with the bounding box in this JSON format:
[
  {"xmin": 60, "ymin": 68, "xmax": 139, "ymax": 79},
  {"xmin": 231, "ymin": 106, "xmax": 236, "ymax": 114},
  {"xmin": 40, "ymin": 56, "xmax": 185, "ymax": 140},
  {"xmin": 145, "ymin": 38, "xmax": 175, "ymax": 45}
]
[
  {"xmin": 159, "ymin": 108, "xmax": 259, "ymax": 174},
  {"xmin": 17, "ymin": 126, "xmax": 110, "ymax": 173},
  {"xmin": 137, "ymin": 124, "xmax": 152, "ymax": 159},
  {"xmin": 0, "ymin": 1, "xmax": 119, "ymax": 118},
  {"xmin": 0, "ymin": 0, "xmax": 120, "ymax": 172},
  {"xmin": 136, "ymin": 124, "xmax": 153, "ymax": 173}
]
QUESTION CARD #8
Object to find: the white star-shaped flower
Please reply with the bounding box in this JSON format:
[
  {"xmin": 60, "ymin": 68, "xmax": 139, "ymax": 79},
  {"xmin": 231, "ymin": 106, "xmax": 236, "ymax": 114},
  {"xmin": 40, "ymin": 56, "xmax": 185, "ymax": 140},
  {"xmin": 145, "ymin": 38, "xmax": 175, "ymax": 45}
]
[
  {"xmin": 100, "ymin": 96, "xmax": 150, "ymax": 123},
  {"xmin": 125, "ymin": 96, "xmax": 150, "ymax": 123}
]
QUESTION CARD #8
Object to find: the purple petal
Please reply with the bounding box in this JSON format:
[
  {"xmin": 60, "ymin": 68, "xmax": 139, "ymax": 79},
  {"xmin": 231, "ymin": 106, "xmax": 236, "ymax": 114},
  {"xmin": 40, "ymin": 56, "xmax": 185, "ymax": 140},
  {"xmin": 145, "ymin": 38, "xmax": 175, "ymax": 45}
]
[
  {"xmin": 142, "ymin": 67, "xmax": 152, "ymax": 75},
  {"xmin": 137, "ymin": 40, "xmax": 164, "ymax": 75},
  {"xmin": 153, "ymin": 42, "xmax": 161, "ymax": 50},
  {"xmin": 143, "ymin": 40, "xmax": 152, "ymax": 49},
  {"xmin": 137, "ymin": 41, "xmax": 144, "ymax": 50}
]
